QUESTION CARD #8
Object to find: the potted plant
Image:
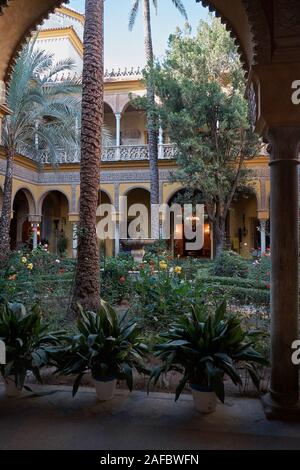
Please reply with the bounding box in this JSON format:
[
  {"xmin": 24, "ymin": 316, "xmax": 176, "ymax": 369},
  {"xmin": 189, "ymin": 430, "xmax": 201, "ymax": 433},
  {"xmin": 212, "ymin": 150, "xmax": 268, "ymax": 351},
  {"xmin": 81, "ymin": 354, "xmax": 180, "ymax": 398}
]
[
  {"xmin": 149, "ymin": 301, "xmax": 267, "ymax": 413},
  {"xmin": 0, "ymin": 300, "xmax": 64, "ymax": 397},
  {"xmin": 56, "ymin": 300, "xmax": 148, "ymax": 401}
]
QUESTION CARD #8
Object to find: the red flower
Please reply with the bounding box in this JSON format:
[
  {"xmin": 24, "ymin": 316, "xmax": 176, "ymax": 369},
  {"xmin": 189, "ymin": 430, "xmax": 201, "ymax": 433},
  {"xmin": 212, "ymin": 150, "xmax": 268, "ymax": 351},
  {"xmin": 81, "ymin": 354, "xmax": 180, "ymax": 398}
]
[
  {"xmin": 266, "ymin": 283, "xmax": 271, "ymax": 290},
  {"xmin": 119, "ymin": 276, "xmax": 126, "ymax": 284}
]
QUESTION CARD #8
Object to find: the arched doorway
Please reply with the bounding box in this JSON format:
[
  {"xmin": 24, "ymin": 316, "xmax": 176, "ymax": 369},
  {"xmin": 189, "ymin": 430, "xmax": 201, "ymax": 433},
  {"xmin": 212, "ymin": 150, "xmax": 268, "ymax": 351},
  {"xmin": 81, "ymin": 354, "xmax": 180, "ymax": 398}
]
[
  {"xmin": 10, "ymin": 189, "xmax": 34, "ymax": 250},
  {"xmin": 230, "ymin": 189, "xmax": 259, "ymax": 258},
  {"xmin": 168, "ymin": 189, "xmax": 211, "ymax": 259},
  {"xmin": 41, "ymin": 191, "xmax": 70, "ymax": 256},
  {"xmin": 97, "ymin": 189, "xmax": 114, "ymax": 258},
  {"xmin": 121, "ymin": 103, "xmax": 147, "ymax": 146},
  {"xmin": 104, "ymin": 102, "xmax": 115, "ymax": 145},
  {"xmin": 125, "ymin": 187, "xmax": 151, "ymax": 239}
]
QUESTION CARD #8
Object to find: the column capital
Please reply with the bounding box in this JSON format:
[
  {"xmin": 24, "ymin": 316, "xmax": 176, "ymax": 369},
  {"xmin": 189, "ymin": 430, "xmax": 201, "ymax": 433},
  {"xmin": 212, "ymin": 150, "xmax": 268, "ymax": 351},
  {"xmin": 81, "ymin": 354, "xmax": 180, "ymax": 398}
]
[
  {"xmin": 28, "ymin": 215, "xmax": 42, "ymax": 224},
  {"xmin": 266, "ymin": 127, "xmax": 300, "ymax": 165},
  {"xmin": 69, "ymin": 213, "xmax": 80, "ymax": 223},
  {"xmin": 248, "ymin": 63, "xmax": 300, "ymax": 136}
]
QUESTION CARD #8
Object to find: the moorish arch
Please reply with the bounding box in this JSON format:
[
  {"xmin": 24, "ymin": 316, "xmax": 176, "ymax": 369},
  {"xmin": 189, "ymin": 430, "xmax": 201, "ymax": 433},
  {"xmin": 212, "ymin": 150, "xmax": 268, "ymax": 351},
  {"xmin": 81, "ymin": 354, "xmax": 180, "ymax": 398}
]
[
  {"xmin": 124, "ymin": 187, "xmax": 151, "ymax": 239},
  {"xmin": 198, "ymin": 0, "xmax": 300, "ymax": 419},
  {"xmin": 0, "ymin": 0, "xmax": 67, "ymax": 83},
  {"xmin": 96, "ymin": 189, "xmax": 114, "ymax": 257},
  {"xmin": 12, "ymin": 187, "xmax": 36, "ymax": 215},
  {"xmin": 120, "ymin": 103, "xmax": 147, "ymax": 146},
  {"xmin": 40, "ymin": 190, "xmax": 71, "ymax": 256},
  {"xmin": 167, "ymin": 188, "xmax": 212, "ymax": 259},
  {"xmin": 9, "ymin": 189, "xmax": 33, "ymax": 250},
  {"xmin": 0, "ymin": 0, "xmax": 299, "ymax": 419}
]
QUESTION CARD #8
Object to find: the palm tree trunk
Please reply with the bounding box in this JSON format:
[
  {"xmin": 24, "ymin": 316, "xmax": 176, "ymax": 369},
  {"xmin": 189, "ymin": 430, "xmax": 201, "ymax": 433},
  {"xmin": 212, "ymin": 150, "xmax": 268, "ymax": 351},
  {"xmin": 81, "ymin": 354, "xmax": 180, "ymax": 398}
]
[
  {"xmin": 71, "ymin": 0, "xmax": 104, "ymax": 315},
  {"xmin": 0, "ymin": 146, "xmax": 14, "ymax": 263},
  {"xmin": 143, "ymin": 0, "xmax": 159, "ymax": 238}
]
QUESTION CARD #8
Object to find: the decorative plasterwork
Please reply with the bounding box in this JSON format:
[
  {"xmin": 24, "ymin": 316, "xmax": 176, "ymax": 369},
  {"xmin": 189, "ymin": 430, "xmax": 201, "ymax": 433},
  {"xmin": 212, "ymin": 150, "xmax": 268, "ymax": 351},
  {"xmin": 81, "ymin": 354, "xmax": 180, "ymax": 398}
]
[
  {"xmin": 241, "ymin": 0, "xmax": 272, "ymax": 65},
  {"xmin": 4, "ymin": 0, "xmax": 69, "ymax": 82},
  {"xmin": 0, "ymin": 158, "xmax": 176, "ymax": 185},
  {"xmin": 57, "ymin": 6, "xmax": 85, "ymax": 26},
  {"xmin": 37, "ymin": 27, "xmax": 83, "ymax": 57},
  {"xmin": 274, "ymin": 0, "xmax": 300, "ymax": 37},
  {"xmin": 199, "ymin": 0, "xmax": 272, "ymax": 70}
]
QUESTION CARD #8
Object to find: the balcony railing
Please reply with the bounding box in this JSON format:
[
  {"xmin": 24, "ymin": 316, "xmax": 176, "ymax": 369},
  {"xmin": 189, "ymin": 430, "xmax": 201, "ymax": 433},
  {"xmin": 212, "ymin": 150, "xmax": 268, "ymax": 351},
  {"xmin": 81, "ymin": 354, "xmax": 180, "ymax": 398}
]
[{"xmin": 39, "ymin": 144, "xmax": 177, "ymax": 165}]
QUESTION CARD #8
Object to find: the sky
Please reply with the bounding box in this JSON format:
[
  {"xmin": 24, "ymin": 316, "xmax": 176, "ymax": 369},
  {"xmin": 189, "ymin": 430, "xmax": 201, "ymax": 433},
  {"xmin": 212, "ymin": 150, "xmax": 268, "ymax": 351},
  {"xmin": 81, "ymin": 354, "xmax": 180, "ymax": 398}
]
[{"xmin": 68, "ymin": 0, "xmax": 209, "ymax": 70}]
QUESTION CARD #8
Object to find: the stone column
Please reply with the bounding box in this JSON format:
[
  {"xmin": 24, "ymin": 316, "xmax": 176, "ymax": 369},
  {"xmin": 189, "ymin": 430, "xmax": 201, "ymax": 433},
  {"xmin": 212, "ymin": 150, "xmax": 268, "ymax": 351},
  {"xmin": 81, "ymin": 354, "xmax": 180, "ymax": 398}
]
[
  {"xmin": 32, "ymin": 223, "xmax": 39, "ymax": 250},
  {"xmin": 114, "ymin": 183, "xmax": 120, "ymax": 256},
  {"xmin": 115, "ymin": 112, "xmax": 121, "ymax": 161},
  {"xmin": 29, "ymin": 216, "xmax": 42, "ymax": 250},
  {"xmin": 158, "ymin": 126, "xmax": 164, "ymax": 159},
  {"xmin": 115, "ymin": 220, "xmax": 120, "ymax": 257},
  {"xmin": 72, "ymin": 222, "xmax": 78, "ymax": 259},
  {"xmin": 263, "ymin": 127, "xmax": 300, "ymax": 416},
  {"xmin": 259, "ymin": 219, "xmax": 267, "ymax": 255}
]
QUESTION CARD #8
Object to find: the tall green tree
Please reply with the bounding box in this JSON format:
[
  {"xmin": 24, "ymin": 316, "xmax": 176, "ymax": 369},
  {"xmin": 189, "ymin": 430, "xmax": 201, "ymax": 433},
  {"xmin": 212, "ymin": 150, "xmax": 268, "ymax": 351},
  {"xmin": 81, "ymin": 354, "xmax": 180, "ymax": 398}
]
[
  {"xmin": 0, "ymin": 40, "xmax": 79, "ymax": 263},
  {"xmin": 129, "ymin": 0, "xmax": 187, "ymax": 236},
  {"xmin": 71, "ymin": 0, "xmax": 104, "ymax": 314},
  {"xmin": 154, "ymin": 18, "xmax": 260, "ymax": 256}
]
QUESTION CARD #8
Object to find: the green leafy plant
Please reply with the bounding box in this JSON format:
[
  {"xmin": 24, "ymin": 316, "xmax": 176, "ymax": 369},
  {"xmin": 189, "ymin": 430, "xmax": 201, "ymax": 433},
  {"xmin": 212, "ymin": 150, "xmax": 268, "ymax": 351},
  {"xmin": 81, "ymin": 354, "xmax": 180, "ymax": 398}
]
[
  {"xmin": 0, "ymin": 300, "xmax": 64, "ymax": 391},
  {"xmin": 149, "ymin": 301, "xmax": 267, "ymax": 403},
  {"xmin": 130, "ymin": 266, "xmax": 194, "ymax": 332},
  {"xmin": 249, "ymin": 252, "xmax": 271, "ymax": 285},
  {"xmin": 55, "ymin": 300, "xmax": 148, "ymax": 396},
  {"xmin": 100, "ymin": 256, "xmax": 135, "ymax": 304},
  {"xmin": 211, "ymin": 250, "xmax": 249, "ymax": 278}
]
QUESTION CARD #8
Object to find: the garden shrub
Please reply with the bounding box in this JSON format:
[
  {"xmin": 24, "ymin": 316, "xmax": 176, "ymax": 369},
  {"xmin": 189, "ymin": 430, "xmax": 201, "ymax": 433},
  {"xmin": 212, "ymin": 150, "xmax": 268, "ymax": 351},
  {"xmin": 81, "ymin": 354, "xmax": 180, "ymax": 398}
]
[
  {"xmin": 100, "ymin": 256, "xmax": 134, "ymax": 305},
  {"xmin": 129, "ymin": 264, "xmax": 197, "ymax": 332},
  {"xmin": 3, "ymin": 246, "xmax": 75, "ymax": 279},
  {"xmin": 196, "ymin": 278, "xmax": 270, "ymax": 307},
  {"xmin": 210, "ymin": 250, "xmax": 249, "ymax": 278},
  {"xmin": 198, "ymin": 275, "xmax": 268, "ymax": 291},
  {"xmin": 143, "ymin": 240, "xmax": 173, "ymax": 263},
  {"xmin": 248, "ymin": 252, "xmax": 271, "ymax": 285}
]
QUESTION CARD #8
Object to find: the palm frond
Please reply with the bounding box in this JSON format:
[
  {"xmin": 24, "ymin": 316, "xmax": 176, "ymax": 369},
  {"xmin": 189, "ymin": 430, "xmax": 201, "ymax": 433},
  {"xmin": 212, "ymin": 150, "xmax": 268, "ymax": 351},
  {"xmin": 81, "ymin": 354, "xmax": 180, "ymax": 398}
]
[
  {"xmin": 129, "ymin": 0, "xmax": 140, "ymax": 31},
  {"xmin": 170, "ymin": 0, "xmax": 188, "ymax": 20}
]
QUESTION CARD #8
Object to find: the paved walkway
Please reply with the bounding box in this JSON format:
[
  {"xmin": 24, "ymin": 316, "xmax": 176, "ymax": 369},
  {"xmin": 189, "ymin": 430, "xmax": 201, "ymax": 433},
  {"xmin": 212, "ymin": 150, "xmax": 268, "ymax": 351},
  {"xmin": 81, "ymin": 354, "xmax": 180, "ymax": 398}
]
[{"xmin": 1, "ymin": 385, "xmax": 300, "ymax": 450}]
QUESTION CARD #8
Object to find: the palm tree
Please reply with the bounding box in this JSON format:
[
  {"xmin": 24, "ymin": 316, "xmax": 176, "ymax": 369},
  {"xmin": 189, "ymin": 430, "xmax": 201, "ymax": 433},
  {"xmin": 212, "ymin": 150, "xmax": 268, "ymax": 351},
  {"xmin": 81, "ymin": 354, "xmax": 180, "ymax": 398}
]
[
  {"xmin": 129, "ymin": 0, "xmax": 187, "ymax": 236},
  {"xmin": 0, "ymin": 40, "xmax": 80, "ymax": 263},
  {"xmin": 71, "ymin": 0, "xmax": 105, "ymax": 315}
]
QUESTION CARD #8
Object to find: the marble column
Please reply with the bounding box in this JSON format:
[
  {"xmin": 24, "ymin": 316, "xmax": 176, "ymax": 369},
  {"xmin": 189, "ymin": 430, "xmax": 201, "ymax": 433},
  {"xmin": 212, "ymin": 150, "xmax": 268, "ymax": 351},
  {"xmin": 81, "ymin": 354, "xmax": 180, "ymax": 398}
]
[
  {"xmin": 263, "ymin": 127, "xmax": 300, "ymax": 415},
  {"xmin": 259, "ymin": 219, "xmax": 267, "ymax": 255},
  {"xmin": 72, "ymin": 222, "xmax": 78, "ymax": 259},
  {"xmin": 114, "ymin": 183, "xmax": 120, "ymax": 256},
  {"xmin": 115, "ymin": 112, "xmax": 121, "ymax": 161},
  {"xmin": 32, "ymin": 223, "xmax": 39, "ymax": 250},
  {"xmin": 158, "ymin": 126, "xmax": 164, "ymax": 159},
  {"xmin": 115, "ymin": 221, "xmax": 120, "ymax": 257},
  {"xmin": 29, "ymin": 216, "xmax": 42, "ymax": 250}
]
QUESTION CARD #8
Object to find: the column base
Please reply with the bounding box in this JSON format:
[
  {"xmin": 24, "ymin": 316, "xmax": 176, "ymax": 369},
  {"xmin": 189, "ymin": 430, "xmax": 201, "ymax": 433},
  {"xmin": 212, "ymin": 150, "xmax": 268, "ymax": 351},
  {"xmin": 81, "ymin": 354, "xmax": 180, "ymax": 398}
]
[{"xmin": 262, "ymin": 393, "xmax": 300, "ymax": 421}]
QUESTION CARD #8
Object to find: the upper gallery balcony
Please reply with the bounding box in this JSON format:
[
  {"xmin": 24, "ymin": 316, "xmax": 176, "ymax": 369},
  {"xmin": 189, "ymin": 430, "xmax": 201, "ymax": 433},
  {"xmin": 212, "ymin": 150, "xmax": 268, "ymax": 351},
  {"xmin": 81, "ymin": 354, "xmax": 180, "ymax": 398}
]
[{"xmin": 39, "ymin": 143, "xmax": 177, "ymax": 165}]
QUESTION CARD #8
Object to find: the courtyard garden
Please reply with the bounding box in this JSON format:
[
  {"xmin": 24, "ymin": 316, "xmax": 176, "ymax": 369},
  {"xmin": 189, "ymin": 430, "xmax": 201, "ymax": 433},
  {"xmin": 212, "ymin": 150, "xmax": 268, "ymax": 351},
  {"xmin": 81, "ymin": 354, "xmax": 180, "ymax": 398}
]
[{"xmin": 0, "ymin": 243, "xmax": 271, "ymax": 409}]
